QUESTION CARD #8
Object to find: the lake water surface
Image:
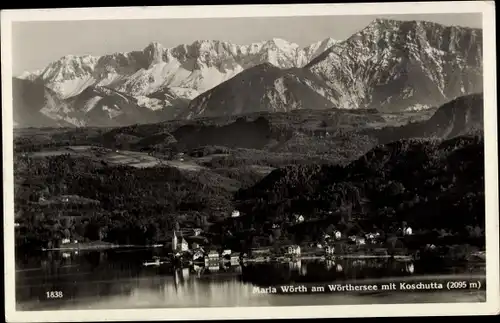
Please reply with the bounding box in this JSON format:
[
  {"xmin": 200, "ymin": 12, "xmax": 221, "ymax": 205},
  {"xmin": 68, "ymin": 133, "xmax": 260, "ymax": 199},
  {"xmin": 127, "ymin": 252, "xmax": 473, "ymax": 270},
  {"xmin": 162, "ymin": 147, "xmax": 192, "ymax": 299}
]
[{"xmin": 15, "ymin": 249, "xmax": 486, "ymax": 310}]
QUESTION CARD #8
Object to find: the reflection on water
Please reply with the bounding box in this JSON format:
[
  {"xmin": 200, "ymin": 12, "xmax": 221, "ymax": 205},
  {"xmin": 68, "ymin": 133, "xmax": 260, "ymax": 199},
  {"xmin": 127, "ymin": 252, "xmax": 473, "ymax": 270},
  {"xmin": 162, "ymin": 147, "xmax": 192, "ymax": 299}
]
[{"xmin": 15, "ymin": 250, "xmax": 486, "ymax": 310}]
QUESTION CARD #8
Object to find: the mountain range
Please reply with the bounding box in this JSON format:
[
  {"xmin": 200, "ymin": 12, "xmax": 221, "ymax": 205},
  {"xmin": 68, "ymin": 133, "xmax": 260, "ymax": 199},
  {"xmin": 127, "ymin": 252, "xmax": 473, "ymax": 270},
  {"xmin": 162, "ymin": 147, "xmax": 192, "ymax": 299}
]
[{"xmin": 13, "ymin": 18, "xmax": 482, "ymax": 128}]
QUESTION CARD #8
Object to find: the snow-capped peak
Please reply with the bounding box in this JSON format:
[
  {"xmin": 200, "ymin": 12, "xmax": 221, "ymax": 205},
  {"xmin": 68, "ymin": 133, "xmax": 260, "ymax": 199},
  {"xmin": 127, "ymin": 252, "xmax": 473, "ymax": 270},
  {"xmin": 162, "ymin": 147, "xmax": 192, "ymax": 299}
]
[
  {"xmin": 16, "ymin": 36, "xmax": 336, "ymax": 101},
  {"xmin": 56, "ymin": 54, "xmax": 98, "ymax": 64},
  {"xmin": 143, "ymin": 41, "xmax": 165, "ymax": 54},
  {"xmin": 37, "ymin": 54, "xmax": 99, "ymax": 99},
  {"xmin": 143, "ymin": 41, "xmax": 166, "ymax": 65},
  {"xmin": 14, "ymin": 18, "xmax": 483, "ymax": 127},
  {"xmin": 268, "ymin": 38, "xmax": 300, "ymax": 49},
  {"xmin": 145, "ymin": 41, "xmax": 163, "ymax": 49},
  {"xmin": 304, "ymin": 37, "xmax": 339, "ymax": 61},
  {"xmin": 41, "ymin": 54, "xmax": 98, "ymax": 78},
  {"xmin": 17, "ymin": 69, "xmax": 43, "ymax": 80}
]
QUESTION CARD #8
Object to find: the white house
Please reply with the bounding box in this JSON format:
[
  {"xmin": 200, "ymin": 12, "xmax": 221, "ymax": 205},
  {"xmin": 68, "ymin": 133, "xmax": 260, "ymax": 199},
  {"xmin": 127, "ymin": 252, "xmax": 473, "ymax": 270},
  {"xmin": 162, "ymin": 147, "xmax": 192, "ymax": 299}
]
[
  {"xmin": 286, "ymin": 245, "xmax": 301, "ymax": 256},
  {"xmin": 334, "ymin": 231, "xmax": 342, "ymax": 240},
  {"xmin": 404, "ymin": 227, "xmax": 413, "ymax": 236},
  {"xmin": 356, "ymin": 237, "xmax": 366, "ymax": 246},
  {"xmin": 61, "ymin": 238, "xmax": 70, "ymax": 244},
  {"xmin": 208, "ymin": 250, "xmax": 219, "ymax": 260},
  {"xmin": 231, "ymin": 210, "xmax": 240, "ymax": 218},
  {"xmin": 222, "ymin": 249, "xmax": 232, "ymax": 257},
  {"xmin": 230, "ymin": 254, "xmax": 240, "ymax": 266},
  {"xmin": 325, "ymin": 246, "xmax": 335, "ymax": 255},
  {"xmin": 426, "ymin": 244, "xmax": 437, "ymax": 250},
  {"xmin": 294, "ymin": 214, "xmax": 305, "ymax": 223},
  {"xmin": 205, "ymin": 251, "xmax": 219, "ymax": 266}
]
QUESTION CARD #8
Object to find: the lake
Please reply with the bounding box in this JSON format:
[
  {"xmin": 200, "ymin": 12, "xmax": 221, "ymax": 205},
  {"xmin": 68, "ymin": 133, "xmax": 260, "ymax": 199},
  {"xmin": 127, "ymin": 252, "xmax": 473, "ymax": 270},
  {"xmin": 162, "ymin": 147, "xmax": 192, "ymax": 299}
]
[{"xmin": 15, "ymin": 249, "xmax": 486, "ymax": 310}]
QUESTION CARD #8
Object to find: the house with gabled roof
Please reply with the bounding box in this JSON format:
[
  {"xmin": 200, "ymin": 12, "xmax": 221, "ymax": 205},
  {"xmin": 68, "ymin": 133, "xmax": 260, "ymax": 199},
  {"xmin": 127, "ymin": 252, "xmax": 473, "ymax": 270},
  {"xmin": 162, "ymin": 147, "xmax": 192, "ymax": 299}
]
[{"xmin": 293, "ymin": 214, "xmax": 305, "ymax": 224}]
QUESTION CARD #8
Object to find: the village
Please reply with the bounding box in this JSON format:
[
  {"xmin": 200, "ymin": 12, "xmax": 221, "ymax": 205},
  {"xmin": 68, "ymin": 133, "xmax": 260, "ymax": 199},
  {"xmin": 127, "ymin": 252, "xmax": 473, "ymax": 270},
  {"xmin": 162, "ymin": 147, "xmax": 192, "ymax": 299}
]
[
  {"xmin": 141, "ymin": 209, "xmax": 417, "ymax": 269},
  {"xmin": 18, "ymin": 192, "xmax": 448, "ymax": 272}
]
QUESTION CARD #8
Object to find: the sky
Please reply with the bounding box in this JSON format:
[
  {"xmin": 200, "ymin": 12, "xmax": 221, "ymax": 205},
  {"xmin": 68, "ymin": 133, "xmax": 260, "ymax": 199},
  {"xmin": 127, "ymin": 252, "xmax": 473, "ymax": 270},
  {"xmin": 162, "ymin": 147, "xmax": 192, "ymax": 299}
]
[{"xmin": 12, "ymin": 13, "xmax": 482, "ymax": 76}]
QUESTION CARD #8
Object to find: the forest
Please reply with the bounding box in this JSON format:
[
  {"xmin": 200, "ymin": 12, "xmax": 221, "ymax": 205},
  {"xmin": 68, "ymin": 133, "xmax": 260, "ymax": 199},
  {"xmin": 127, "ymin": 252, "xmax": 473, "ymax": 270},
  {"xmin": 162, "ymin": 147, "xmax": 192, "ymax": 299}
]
[
  {"xmin": 14, "ymin": 133, "xmax": 485, "ymax": 255},
  {"xmin": 13, "ymin": 94, "xmax": 485, "ymax": 255}
]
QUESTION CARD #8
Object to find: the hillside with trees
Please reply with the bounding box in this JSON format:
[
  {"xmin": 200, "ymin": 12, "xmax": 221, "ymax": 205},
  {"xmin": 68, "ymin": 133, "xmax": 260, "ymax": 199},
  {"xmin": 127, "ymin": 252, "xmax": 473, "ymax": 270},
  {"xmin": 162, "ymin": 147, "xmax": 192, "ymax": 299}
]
[{"xmin": 13, "ymin": 94, "xmax": 485, "ymax": 255}]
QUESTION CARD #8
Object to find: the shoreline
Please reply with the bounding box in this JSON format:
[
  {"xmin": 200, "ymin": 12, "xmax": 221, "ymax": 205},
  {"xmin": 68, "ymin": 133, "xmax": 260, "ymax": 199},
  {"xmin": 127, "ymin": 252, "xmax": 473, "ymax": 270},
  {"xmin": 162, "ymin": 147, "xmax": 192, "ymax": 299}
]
[
  {"xmin": 40, "ymin": 243, "xmax": 164, "ymax": 251},
  {"xmin": 35, "ymin": 244, "xmax": 486, "ymax": 263}
]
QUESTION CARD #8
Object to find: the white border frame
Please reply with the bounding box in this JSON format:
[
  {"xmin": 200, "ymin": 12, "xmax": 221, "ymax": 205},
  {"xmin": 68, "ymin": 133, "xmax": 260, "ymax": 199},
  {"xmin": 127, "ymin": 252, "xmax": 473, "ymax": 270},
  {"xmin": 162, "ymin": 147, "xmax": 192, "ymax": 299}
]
[{"xmin": 2, "ymin": 2, "xmax": 498, "ymax": 321}]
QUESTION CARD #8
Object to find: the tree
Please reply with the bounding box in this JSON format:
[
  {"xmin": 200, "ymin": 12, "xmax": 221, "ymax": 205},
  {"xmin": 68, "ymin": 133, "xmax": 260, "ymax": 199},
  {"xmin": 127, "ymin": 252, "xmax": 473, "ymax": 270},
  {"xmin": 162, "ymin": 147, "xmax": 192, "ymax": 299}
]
[{"xmin": 272, "ymin": 227, "xmax": 282, "ymax": 240}]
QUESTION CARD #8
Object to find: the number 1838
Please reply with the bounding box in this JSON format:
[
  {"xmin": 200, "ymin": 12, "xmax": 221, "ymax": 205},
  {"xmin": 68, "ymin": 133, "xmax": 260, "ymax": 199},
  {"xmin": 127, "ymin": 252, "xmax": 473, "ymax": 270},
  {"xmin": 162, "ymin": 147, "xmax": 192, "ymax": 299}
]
[{"xmin": 46, "ymin": 291, "xmax": 63, "ymax": 299}]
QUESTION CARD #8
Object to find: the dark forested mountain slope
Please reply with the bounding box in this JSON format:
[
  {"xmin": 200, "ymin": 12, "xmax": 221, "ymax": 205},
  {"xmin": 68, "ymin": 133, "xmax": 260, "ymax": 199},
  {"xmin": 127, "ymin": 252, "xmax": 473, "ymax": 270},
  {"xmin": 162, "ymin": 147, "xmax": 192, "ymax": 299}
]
[
  {"xmin": 235, "ymin": 134, "xmax": 484, "ymax": 242},
  {"xmin": 368, "ymin": 93, "xmax": 483, "ymax": 144},
  {"xmin": 180, "ymin": 63, "xmax": 336, "ymax": 119}
]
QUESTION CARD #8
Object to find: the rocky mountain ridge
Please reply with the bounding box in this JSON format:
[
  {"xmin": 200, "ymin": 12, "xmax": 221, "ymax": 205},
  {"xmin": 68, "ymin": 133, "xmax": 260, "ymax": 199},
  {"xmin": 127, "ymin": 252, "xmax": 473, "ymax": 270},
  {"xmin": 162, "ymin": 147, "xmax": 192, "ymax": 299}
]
[
  {"xmin": 20, "ymin": 38, "xmax": 338, "ymax": 100},
  {"xmin": 14, "ymin": 18, "xmax": 482, "ymax": 127},
  {"xmin": 306, "ymin": 19, "xmax": 482, "ymax": 112}
]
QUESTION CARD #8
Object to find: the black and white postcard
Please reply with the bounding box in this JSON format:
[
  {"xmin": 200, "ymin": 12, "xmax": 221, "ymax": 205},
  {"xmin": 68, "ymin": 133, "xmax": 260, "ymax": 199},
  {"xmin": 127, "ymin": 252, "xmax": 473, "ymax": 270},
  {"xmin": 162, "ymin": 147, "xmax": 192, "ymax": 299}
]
[{"xmin": 2, "ymin": 2, "xmax": 498, "ymax": 321}]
